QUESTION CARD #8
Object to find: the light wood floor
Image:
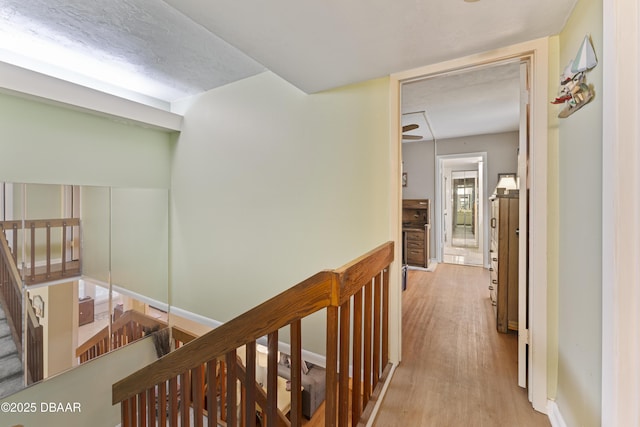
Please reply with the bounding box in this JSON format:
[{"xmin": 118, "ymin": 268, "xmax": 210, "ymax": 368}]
[{"xmin": 373, "ymin": 264, "xmax": 550, "ymax": 427}]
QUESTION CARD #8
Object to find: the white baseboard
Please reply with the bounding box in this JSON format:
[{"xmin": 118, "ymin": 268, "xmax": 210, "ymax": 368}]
[
  {"xmin": 547, "ymin": 400, "xmax": 567, "ymax": 427},
  {"xmin": 111, "ymin": 283, "xmax": 169, "ymax": 313},
  {"xmin": 170, "ymin": 306, "xmax": 223, "ymax": 329},
  {"xmin": 365, "ymin": 363, "xmax": 397, "ymax": 427}
]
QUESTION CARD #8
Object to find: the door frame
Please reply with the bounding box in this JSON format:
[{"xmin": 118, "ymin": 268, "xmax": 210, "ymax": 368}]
[
  {"xmin": 601, "ymin": 0, "xmax": 640, "ymax": 423},
  {"xmin": 389, "ymin": 37, "xmax": 549, "ymax": 413},
  {"xmin": 436, "ymin": 153, "xmax": 487, "ymax": 265}
]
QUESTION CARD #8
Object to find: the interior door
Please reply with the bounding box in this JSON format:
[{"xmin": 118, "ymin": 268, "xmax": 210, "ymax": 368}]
[{"xmin": 517, "ymin": 61, "xmax": 530, "ymax": 393}]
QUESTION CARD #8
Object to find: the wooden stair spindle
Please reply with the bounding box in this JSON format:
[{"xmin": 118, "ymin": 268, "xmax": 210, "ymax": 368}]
[
  {"xmin": 147, "ymin": 385, "xmax": 156, "ymax": 426},
  {"xmin": 226, "ymin": 350, "xmax": 238, "ymax": 426},
  {"xmin": 192, "ymin": 364, "xmax": 205, "ymax": 427},
  {"xmin": 206, "ymin": 360, "xmax": 217, "ymax": 427},
  {"xmin": 266, "ymin": 331, "xmax": 278, "ymax": 427},
  {"xmin": 180, "ymin": 371, "xmax": 191, "ymax": 427},
  {"xmin": 110, "ymin": 242, "xmax": 395, "ymax": 427},
  {"xmin": 158, "ymin": 381, "xmax": 168, "ymax": 426},
  {"xmin": 338, "ymin": 299, "xmax": 351, "ymax": 427},
  {"xmin": 363, "ymin": 280, "xmax": 373, "ymax": 405},
  {"xmin": 245, "ymin": 342, "xmax": 257, "ymax": 427},
  {"xmin": 373, "ymin": 274, "xmax": 382, "ymax": 387},
  {"xmin": 352, "ymin": 289, "xmax": 363, "ymax": 425},
  {"xmin": 382, "ymin": 269, "xmax": 390, "ymax": 367},
  {"xmin": 325, "ymin": 305, "xmax": 339, "ymax": 427},
  {"xmin": 290, "ymin": 319, "xmax": 303, "ymax": 426},
  {"xmin": 169, "ymin": 376, "xmax": 179, "ymax": 426}
]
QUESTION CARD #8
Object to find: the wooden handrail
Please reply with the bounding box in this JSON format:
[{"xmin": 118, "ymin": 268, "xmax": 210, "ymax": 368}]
[
  {"xmin": 0, "ymin": 218, "xmax": 81, "ymax": 229},
  {"xmin": 113, "ymin": 241, "xmax": 394, "ymax": 427},
  {"xmin": 113, "ymin": 270, "xmax": 335, "ymax": 404},
  {"xmin": 0, "ymin": 230, "xmax": 23, "ymax": 292},
  {"xmin": 76, "ymin": 310, "xmax": 169, "ymax": 359},
  {"xmin": 0, "ymin": 231, "xmax": 45, "ymax": 384},
  {"xmin": 0, "ymin": 231, "xmax": 24, "ymax": 342},
  {"xmin": 333, "ymin": 241, "xmax": 394, "ymax": 306},
  {"xmin": 76, "ymin": 326, "xmax": 109, "ymax": 357},
  {"xmin": 171, "ymin": 325, "xmax": 199, "ymax": 346}
]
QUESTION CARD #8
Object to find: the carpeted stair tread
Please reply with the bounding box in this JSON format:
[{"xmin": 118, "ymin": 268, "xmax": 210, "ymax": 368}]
[
  {"xmin": 0, "ymin": 305, "xmax": 6, "ymax": 321},
  {"xmin": 0, "ymin": 321, "xmax": 11, "ymax": 340},
  {"xmin": 0, "ymin": 336, "xmax": 18, "ymax": 359},
  {"xmin": 0, "ymin": 355, "xmax": 22, "ymax": 381},
  {"xmin": 0, "ymin": 374, "xmax": 24, "ymax": 399}
]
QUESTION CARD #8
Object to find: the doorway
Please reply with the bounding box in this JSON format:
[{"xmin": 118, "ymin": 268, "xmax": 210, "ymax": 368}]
[
  {"xmin": 392, "ymin": 38, "xmax": 550, "ymax": 413},
  {"xmin": 438, "ymin": 155, "xmax": 486, "ymax": 267}
]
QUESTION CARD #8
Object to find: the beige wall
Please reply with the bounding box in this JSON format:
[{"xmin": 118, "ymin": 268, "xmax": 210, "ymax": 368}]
[
  {"xmin": 46, "ymin": 282, "xmax": 76, "ymax": 377},
  {"xmin": 170, "ymin": 71, "xmax": 392, "ymax": 355},
  {"xmin": 555, "ymin": 0, "xmax": 603, "ymax": 425}
]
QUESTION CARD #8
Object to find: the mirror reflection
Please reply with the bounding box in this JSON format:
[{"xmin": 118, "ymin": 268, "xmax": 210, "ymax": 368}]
[
  {"xmin": 0, "ymin": 183, "xmax": 169, "ymax": 398},
  {"xmin": 451, "ymin": 171, "xmax": 478, "ymax": 248}
]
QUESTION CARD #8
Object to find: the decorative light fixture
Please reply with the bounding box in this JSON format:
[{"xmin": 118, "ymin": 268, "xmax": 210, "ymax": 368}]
[{"xmin": 491, "ymin": 173, "xmax": 518, "ymax": 199}]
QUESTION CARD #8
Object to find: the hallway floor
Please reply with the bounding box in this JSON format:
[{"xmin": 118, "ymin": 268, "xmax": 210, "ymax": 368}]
[{"xmin": 373, "ymin": 264, "xmax": 549, "ymax": 427}]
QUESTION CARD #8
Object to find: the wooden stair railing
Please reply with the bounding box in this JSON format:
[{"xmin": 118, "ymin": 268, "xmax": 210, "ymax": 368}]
[
  {"xmin": 76, "ymin": 310, "xmax": 169, "ymax": 363},
  {"xmin": 0, "ymin": 231, "xmax": 44, "ymax": 384},
  {"xmin": 0, "ymin": 230, "xmax": 23, "ymax": 346},
  {"xmin": 0, "ymin": 218, "xmax": 81, "ymax": 286},
  {"xmin": 25, "ymin": 298, "xmax": 43, "ymax": 384},
  {"xmin": 112, "ymin": 241, "xmax": 394, "ymax": 427}
]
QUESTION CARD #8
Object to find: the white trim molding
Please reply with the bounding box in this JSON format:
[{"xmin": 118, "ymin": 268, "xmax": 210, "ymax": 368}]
[
  {"xmin": 547, "ymin": 400, "xmax": 568, "ymax": 427},
  {"xmin": 0, "ymin": 61, "xmax": 183, "ymax": 132},
  {"xmin": 169, "ymin": 305, "xmax": 223, "ymax": 330},
  {"xmin": 364, "ymin": 363, "xmax": 397, "ymax": 427},
  {"xmin": 110, "ymin": 283, "xmax": 169, "ymax": 313},
  {"xmin": 601, "ymin": 0, "xmax": 640, "ymax": 425}
]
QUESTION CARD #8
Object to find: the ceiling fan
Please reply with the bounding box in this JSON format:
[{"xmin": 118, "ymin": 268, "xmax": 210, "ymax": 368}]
[{"xmin": 402, "ymin": 124, "xmax": 423, "ymax": 140}]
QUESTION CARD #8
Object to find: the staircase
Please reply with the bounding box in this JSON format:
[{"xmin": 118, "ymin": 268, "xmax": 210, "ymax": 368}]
[
  {"xmin": 112, "ymin": 242, "xmax": 395, "ymax": 427},
  {"xmin": 0, "ymin": 303, "xmax": 24, "ymax": 399}
]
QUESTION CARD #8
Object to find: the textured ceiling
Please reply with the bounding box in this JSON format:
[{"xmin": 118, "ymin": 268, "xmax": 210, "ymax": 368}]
[
  {"xmin": 0, "ymin": 0, "xmax": 265, "ymax": 103},
  {"xmin": 402, "ymin": 62, "xmax": 522, "ymax": 142},
  {"xmin": 0, "ymin": 0, "xmax": 576, "ymax": 137},
  {"xmin": 163, "ymin": 0, "xmax": 576, "ymax": 93}
]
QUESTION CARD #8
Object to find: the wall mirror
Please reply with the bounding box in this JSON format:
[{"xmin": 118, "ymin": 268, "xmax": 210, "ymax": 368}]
[
  {"xmin": 0, "ymin": 183, "xmax": 169, "ymax": 398},
  {"xmin": 451, "ymin": 170, "xmax": 479, "ymax": 248}
]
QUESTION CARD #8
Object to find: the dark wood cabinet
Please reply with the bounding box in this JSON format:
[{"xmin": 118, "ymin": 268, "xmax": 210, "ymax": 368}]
[
  {"xmin": 79, "ymin": 296, "xmax": 94, "ymax": 326},
  {"xmin": 402, "ymin": 199, "xmax": 430, "ymax": 269},
  {"xmin": 490, "ymin": 193, "xmax": 519, "ymax": 333}
]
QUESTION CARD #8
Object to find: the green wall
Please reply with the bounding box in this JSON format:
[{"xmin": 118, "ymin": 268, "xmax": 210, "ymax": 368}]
[
  {"xmin": 0, "ymin": 338, "xmax": 158, "ymax": 427},
  {"xmin": 555, "ymin": 0, "xmax": 603, "ymax": 424},
  {"xmin": 0, "ymin": 92, "xmax": 172, "ymax": 188},
  {"xmin": 171, "ymin": 71, "xmax": 391, "ymax": 355},
  {"xmin": 0, "ymin": 91, "xmax": 172, "ymax": 300},
  {"xmin": 111, "ymin": 188, "xmax": 169, "ymax": 303}
]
